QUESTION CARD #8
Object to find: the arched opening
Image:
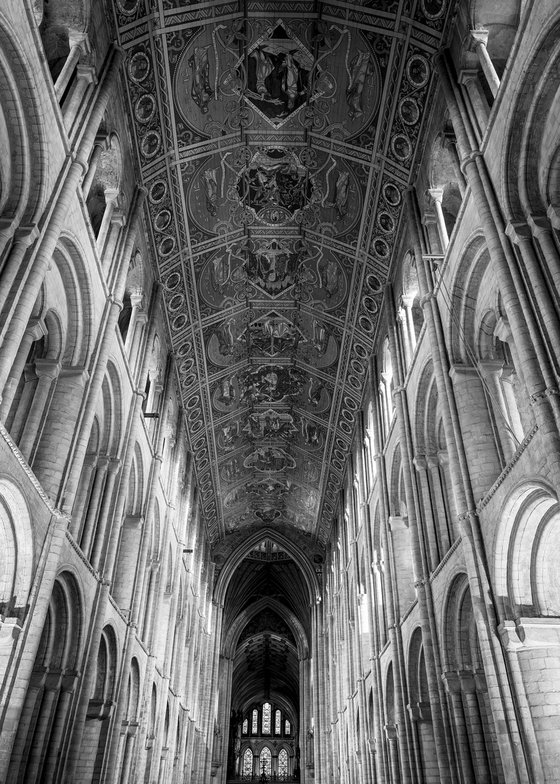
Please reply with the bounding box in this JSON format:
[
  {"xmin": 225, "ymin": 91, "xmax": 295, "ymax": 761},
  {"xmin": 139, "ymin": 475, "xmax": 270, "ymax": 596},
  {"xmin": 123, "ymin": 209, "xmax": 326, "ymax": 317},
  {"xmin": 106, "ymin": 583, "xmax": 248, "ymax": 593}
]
[
  {"xmin": 443, "ymin": 574, "xmax": 504, "ymax": 782},
  {"xmin": 82, "ymin": 625, "xmax": 119, "ymax": 783},
  {"xmin": 414, "ymin": 363, "xmax": 457, "ymax": 569},
  {"xmin": 216, "ymin": 533, "xmax": 318, "ymax": 783},
  {"xmin": 9, "ymin": 573, "xmax": 83, "ymax": 781},
  {"xmin": 0, "ymin": 478, "xmax": 33, "ymax": 623},
  {"xmin": 407, "ymin": 628, "xmax": 437, "ymax": 783}
]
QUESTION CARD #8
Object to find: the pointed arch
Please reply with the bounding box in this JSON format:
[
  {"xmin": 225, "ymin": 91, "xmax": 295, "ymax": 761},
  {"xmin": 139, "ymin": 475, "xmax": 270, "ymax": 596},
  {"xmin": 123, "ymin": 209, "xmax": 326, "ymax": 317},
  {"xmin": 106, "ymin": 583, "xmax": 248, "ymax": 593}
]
[{"xmin": 214, "ymin": 527, "xmax": 320, "ymax": 609}]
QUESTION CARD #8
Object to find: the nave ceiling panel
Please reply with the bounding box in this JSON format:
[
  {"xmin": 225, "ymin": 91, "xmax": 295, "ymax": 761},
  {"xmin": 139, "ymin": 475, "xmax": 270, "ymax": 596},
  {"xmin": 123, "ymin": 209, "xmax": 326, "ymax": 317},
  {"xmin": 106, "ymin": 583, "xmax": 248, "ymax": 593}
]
[{"xmin": 114, "ymin": 0, "xmax": 454, "ymax": 551}]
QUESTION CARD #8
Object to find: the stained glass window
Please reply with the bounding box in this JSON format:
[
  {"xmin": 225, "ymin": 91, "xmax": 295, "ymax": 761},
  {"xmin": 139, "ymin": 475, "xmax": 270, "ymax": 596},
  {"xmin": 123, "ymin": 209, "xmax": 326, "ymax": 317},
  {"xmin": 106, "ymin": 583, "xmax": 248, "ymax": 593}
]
[
  {"xmin": 252, "ymin": 709, "xmax": 258, "ymax": 734},
  {"xmin": 243, "ymin": 748, "xmax": 253, "ymax": 777},
  {"xmin": 285, "ymin": 719, "xmax": 291, "ymax": 735},
  {"xmin": 260, "ymin": 746, "xmax": 271, "ymax": 776},
  {"xmin": 262, "ymin": 702, "xmax": 271, "ymax": 734},
  {"xmin": 275, "ymin": 709, "xmax": 281, "ymax": 734},
  {"xmin": 278, "ymin": 748, "xmax": 288, "ymax": 777},
  {"xmin": 242, "ymin": 718, "xmax": 248, "ymax": 735}
]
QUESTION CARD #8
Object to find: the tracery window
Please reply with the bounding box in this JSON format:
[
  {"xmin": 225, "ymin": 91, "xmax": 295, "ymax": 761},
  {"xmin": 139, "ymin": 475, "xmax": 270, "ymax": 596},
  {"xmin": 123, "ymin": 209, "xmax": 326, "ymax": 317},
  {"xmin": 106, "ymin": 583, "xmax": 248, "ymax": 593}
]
[
  {"xmin": 262, "ymin": 702, "xmax": 271, "ymax": 734},
  {"xmin": 259, "ymin": 746, "xmax": 271, "ymax": 776},
  {"xmin": 242, "ymin": 718, "xmax": 248, "ymax": 734},
  {"xmin": 275, "ymin": 709, "xmax": 281, "ymax": 735},
  {"xmin": 252, "ymin": 709, "xmax": 258, "ymax": 734},
  {"xmin": 278, "ymin": 748, "xmax": 288, "ymax": 777},
  {"xmin": 243, "ymin": 748, "xmax": 253, "ymax": 777},
  {"xmin": 285, "ymin": 719, "xmax": 291, "ymax": 735}
]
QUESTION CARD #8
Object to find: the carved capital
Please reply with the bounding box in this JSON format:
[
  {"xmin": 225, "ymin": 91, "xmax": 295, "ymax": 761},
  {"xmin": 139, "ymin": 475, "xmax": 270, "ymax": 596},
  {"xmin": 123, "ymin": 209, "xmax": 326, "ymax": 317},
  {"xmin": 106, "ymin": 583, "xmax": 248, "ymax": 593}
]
[
  {"xmin": 384, "ymin": 723, "xmax": 398, "ymax": 742},
  {"xmin": 388, "ymin": 515, "xmax": 408, "ymax": 531},
  {"xmin": 76, "ymin": 63, "xmax": 97, "ymax": 85},
  {"xmin": 427, "ymin": 187, "xmax": 444, "ymax": 206},
  {"xmin": 34, "ymin": 358, "xmax": 61, "ymax": 380},
  {"xmin": 527, "ymin": 213, "xmax": 553, "ymax": 239},
  {"xmin": 407, "ymin": 701, "xmax": 432, "ymax": 722},
  {"xmin": 458, "ymin": 68, "xmax": 480, "ymax": 87},
  {"xmin": 469, "ymin": 29, "xmax": 489, "ymax": 50},
  {"xmin": 506, "ymin": 220, "xmax": 535, "ymax": 247}
]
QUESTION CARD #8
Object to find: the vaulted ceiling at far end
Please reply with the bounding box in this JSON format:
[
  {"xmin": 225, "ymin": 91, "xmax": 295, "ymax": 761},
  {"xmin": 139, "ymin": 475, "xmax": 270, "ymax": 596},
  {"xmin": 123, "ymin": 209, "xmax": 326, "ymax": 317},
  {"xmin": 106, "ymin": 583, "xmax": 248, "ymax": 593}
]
[{"xmin": 114, "ymin": 0, "xmax": 454, "ymax": 556}]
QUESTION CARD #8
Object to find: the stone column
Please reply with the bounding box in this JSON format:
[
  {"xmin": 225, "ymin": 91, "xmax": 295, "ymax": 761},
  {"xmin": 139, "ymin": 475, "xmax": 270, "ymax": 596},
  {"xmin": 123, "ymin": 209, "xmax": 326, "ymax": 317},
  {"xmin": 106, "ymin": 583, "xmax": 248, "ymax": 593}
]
[
  {"xmin": 69, "ymin": 454, "xmax": 96, "ymax": 538},
  {"xmin": 40, "ymin": 673, "xmax": 78, "ymax": 783},
  {"xmin": 384, "ymin": 724, "xmax": 400, "ymax": 784},
  {"xmin": 397, "ymin": 304, "xmax": 412, "ymax": 368},
  {"xmin": 425, "ymin": 454, "xmax": 452, "ymax": 555},
  {"xmin": 62, "ymin": 63, "xmax": 97, "ymax": 133},
  {"xmin": 380, "ymin": 371, "xmax": 393, "ymax": 434},
  {"xmin": 0, "ymin": 318, "xmax": 45, "ymax": 421},
  {"xmin": 428, "ymin": 188, "xmax": 449, "ymax": 249},
  {"xmin": 79, "ymin": 456, "xmax": 109, "ymax": 558},
  {"xmin": 459, "ymin": 670, "xmax": 491, "ymax": 783},
  {"xmin": 102, "ymin": 208, "xmax": 126, "ymax": 276},
  {"xmin": 0, "ymin": 227, "xmax": 39, "ymax": 318},
  {"xmin": 443, "ymin": 133, "xmax": 467, "ymax": 196},
  {"xmin": 118, "ymin": 725, "xmax": 138, "ymax": 784},
  {"xmin": 470, "ymin": 30, "xmax": 500, "ymax": 98},
  {"xmin": 422, "ymin": 209, "xmax": 442, "ymax": 257},
  {"xmin": 54, "ymin": 35, "xmax": 87, "ymax": 102},
  {"xmin": 478, "ymin": 359, "xmax": 520, "ymax": 462},
  {"xmin": 458, "ymin": 69, "xmax": 490, "ymax": 140},
  {"xmin": 21, "ymin": 673, "xmax": 61, "ymax": 782},
  {"xmin": 18, "ymin": 358, "xmax": 61, "ymax": 462},
  {"xmin": 32, "ymin": 365, "xmax": 90, "ymax": 500},
  {"xmin": 125, "ymin": 288, "xmax": 144, "ymax": 354},
  {"xmin": 412, "ymin": 455, "xmax": 440, "ymax": 570},
  {"xmin": 401, "ymin": 295, "xmax": 418, "ymax": 356},
  {"xmin": 506, "ymin": 221, "xmax": 560, "ymax": 359},
  {"xmin": 90, "ymin": 457, "xmax": 121, "ymax": 571},
  {"xmin": 81, "ymin": 134, "xmax": 108, "ymax": 199},
  {"xmin": 441, "ymin": 671, "xmax": 476, "ymax": 783},
  {"xmin": 96, "ymin": 187, "xmax": 120, "ymax": 256}
]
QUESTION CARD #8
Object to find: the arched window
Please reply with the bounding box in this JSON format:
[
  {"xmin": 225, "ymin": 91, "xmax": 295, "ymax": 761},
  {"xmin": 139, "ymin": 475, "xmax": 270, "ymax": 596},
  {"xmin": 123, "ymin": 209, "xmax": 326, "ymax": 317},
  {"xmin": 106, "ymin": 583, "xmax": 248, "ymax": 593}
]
[
  {"xmin": 243, "ymin": 748, "xmax": 253, "ymax": 777},
  {"xmin": 262, "ymin": 702, "xmax": 271, "ymax": 734},
  {"xmin": 278, "ymin": 748, "xmax": 288, "ymax": 778},
  {"xmin": 242, "ymin": 718, "xmax": 248, "ymax": 734},
  {"xmin": 285, "ymin": 719, "xmax": 291, "ymax": 735},
  {"xmin": 252, "ymin": 708, "xmax": 258, "ymax": 734},
  {"xmin": 275, "ymin": 709, "xmax": 281, "ymax": 735},
  {"xmin": 259, "ymin": 746, "xmax": 271, "ymax": 777}
]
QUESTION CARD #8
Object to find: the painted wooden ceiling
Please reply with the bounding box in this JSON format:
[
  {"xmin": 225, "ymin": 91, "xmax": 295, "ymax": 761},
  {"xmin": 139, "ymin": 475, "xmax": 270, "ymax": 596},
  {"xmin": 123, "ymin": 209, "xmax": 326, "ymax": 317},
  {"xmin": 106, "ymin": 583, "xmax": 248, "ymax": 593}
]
[{"xmin": 114, "ymin": 0, "xmax": 453, "ymax": 553}]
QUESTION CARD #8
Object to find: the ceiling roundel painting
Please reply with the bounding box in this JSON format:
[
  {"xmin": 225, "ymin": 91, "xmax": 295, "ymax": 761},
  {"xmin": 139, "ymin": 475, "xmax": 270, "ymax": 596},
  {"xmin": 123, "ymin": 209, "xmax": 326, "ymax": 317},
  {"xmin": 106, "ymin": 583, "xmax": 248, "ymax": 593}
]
[{"xmin": 116, "ymin": 0, "xmax": 454, "ymax": 552}]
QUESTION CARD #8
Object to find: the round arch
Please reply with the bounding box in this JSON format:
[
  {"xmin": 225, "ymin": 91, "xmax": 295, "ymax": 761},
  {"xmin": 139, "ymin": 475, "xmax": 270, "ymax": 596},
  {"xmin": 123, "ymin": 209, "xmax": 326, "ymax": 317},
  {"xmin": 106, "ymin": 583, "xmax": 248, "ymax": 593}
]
[
  {"xmin": 503, "ymin": 10, "xmax": 560, "ymax": 219},
  {"xmin": 0, "ymin": 13, "xmax": 47, "ymax": 232},
  {"xmin": 0, "ymin": 475, "xmax": 33, "ymax": 618}
]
